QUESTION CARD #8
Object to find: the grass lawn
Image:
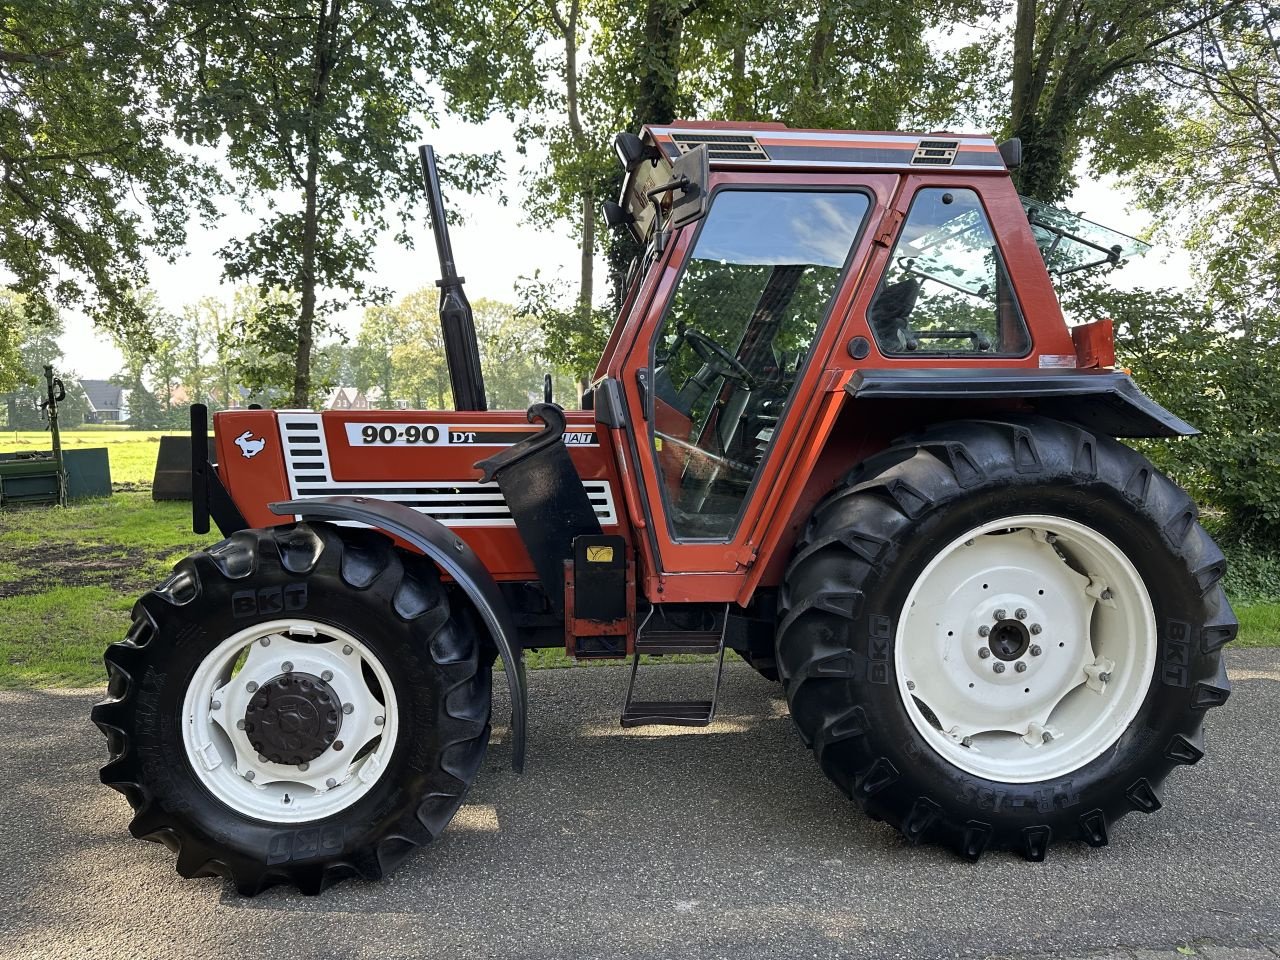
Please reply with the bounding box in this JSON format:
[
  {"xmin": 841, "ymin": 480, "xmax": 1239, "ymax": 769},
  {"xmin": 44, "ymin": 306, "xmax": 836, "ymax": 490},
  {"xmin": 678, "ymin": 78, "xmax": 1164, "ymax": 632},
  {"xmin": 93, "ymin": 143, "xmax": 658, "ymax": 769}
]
[{"xmin": 0, "ymin": 432, "xmax": 1277, "ymax": 688}]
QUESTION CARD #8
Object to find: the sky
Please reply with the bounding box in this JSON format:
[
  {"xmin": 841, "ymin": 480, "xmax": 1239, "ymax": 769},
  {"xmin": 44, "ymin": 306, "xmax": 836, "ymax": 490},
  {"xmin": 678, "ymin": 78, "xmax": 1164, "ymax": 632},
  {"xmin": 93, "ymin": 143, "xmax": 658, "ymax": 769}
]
[{"xmin": 56, "ymin": 113, "xmax": 1194, "ymax": 382}]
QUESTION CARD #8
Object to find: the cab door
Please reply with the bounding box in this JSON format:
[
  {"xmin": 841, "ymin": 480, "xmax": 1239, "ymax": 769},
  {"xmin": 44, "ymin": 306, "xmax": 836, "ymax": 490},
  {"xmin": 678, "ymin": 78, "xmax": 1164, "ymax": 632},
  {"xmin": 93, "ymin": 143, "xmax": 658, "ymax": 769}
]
[{"xmin": 615, "ymin": 173, "xmax": 896, "ymax": 599}]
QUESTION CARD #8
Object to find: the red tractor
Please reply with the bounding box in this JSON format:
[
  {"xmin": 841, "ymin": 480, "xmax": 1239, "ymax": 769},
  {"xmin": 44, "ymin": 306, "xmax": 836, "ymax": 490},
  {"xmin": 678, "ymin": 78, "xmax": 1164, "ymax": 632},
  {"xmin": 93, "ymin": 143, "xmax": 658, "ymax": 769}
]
[{"xmin": 93, "ymin": 122, "xmax": 1235, "ymax": 894}]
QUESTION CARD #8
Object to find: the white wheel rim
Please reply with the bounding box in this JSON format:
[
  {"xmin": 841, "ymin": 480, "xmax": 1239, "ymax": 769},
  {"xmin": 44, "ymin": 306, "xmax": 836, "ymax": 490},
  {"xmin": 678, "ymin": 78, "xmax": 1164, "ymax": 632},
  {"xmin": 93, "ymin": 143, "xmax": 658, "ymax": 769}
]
[
  {"xmin": 894, "ymin": 515, "xmax": 1156, "ymax": 784},
  {"xmin": 180, "ymin": 619, "xmax": 399, "ymax": 822}
]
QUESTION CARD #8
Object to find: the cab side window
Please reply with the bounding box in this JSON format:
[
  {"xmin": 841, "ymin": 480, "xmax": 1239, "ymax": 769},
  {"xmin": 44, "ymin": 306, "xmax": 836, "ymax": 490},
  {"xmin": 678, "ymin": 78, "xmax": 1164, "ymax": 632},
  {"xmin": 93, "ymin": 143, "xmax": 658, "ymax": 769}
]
[{"xmin": 867, "ymin": 188, "xmax": 1030, "ymax": 356}]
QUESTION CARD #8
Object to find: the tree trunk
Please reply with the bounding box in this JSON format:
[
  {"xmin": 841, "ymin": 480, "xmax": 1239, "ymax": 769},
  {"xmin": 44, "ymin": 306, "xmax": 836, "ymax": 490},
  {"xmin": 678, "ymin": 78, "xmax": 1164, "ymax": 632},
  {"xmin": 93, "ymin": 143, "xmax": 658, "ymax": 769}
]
[
  {"xmin": 293, "ymin": 0, "xmax": 341, "ymax": 408},
  {"xmin": 633, "ymin": 0, "xmax": 683, "ymax": 127}
]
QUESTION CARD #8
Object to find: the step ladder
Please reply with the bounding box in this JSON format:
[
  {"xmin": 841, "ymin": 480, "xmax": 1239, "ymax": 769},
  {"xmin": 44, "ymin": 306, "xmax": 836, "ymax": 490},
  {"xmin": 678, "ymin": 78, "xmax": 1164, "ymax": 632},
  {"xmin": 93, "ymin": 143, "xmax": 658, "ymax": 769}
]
[{"xmin": 621, "ymin": 605, "xmax": 728, "ymax": 728}]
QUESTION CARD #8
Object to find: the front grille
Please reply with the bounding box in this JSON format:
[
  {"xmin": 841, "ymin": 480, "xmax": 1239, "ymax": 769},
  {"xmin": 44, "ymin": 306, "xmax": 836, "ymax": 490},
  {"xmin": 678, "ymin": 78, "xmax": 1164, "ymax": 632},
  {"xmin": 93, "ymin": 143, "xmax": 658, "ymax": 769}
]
[{"xmin": 278, "ymin": 415, "xmax": 617, "ymax": 527}]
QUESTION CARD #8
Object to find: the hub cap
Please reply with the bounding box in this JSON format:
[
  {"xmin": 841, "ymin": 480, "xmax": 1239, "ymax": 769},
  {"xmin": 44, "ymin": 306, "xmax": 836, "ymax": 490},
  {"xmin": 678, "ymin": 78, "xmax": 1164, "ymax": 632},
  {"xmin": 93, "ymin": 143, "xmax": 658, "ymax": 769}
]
[
  {"xmin": 180, "ymin": 619, "xmax": 399, "ymax": 822},
  {"xmin": 244, "ymin": 672, "xmax": 343, "ymax": 765},
  {"xmin": 894, "ymin": 515, "xmax": 1156, "ymax": 783}
]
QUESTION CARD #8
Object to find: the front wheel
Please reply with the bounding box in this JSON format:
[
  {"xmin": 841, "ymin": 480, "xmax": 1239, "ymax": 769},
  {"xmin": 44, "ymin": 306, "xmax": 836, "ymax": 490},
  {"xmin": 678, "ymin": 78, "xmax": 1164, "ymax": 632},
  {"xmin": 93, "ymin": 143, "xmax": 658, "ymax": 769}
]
[
  {"xmin": 92, "ymin": 522, "xmax": 491, "ymax": 894},
  {"xmin": 777, "ymin": 417, "xmax": 1236, "ymax": 860}
]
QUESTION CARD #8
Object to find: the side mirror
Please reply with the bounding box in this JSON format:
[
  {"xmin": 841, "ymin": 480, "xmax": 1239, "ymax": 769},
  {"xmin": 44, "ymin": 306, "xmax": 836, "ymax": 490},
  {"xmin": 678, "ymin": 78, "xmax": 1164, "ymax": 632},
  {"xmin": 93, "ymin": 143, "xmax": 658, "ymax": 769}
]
[
  {"xmin": 669, "ymin": 144, "xmax": 710, "ymax": 229},
  {"xmin": 998, "ymin": 137, "xmax": 1022, "ymax": 169},
  {"xmin": 602, "ymin": 200, "xmax": 634, "ymax": 231},
  {"xmin": 614, "ymin": 131, "xmax": 658, "ymax": 171}
]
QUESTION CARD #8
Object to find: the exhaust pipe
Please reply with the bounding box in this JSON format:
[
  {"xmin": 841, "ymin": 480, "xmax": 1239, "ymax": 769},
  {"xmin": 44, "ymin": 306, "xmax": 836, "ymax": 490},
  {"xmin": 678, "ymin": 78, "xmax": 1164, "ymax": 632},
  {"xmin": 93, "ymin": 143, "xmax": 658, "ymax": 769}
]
[{"xmin": 418, "ymin": 145, "xmax": 487, "ymax": 412}]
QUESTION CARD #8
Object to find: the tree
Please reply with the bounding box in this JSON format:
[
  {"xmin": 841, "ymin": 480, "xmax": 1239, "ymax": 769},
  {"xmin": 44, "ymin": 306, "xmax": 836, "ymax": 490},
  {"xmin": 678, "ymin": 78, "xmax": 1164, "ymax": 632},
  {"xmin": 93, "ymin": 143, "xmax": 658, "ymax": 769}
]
[
  {"xmin": 0, "ymin": 1, "xmax": 213, "ymax": 336},
  {"xmin": 166, "ymin": 1, "xmax": 504, "ymax": 407},
  {"xmin": 1004, "ymin": 0, "xmax": 1237, "ymax": 200},
  {"xmin": 0, "ymin": 290, "xmax": 87, "ymax": 429},
  {"xmin": 1127, "ymin": 1, "xmax": 1280, "ymax": 317}
]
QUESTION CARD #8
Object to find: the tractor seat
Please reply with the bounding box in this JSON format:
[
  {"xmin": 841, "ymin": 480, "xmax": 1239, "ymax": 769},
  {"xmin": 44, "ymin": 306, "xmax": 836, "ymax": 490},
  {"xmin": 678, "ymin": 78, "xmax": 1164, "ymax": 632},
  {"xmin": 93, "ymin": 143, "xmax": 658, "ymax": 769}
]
[{"xmin": 869, "ymin": 278, "xmax": 921, "ymax": 351}]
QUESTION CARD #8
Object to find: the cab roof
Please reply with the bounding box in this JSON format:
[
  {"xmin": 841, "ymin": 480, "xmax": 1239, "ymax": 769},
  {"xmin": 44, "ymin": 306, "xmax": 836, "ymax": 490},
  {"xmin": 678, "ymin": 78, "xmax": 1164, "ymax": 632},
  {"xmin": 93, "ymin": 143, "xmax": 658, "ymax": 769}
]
[{"xmin": 643, "ymin": 120, "xmax": 1007, "ymax": 172}]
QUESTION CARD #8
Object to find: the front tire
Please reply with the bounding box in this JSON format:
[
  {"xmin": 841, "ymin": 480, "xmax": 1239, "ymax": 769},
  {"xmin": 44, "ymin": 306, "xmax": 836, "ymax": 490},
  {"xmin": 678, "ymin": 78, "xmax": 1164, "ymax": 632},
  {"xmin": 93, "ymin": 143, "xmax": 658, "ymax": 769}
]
[
  {"xmin": 777, "ymin": 417, "xmax": 1236, "ymax": 860},
  {"xmin": 92, "ymin": 522, "xmax": 491, "ymax": 894}
]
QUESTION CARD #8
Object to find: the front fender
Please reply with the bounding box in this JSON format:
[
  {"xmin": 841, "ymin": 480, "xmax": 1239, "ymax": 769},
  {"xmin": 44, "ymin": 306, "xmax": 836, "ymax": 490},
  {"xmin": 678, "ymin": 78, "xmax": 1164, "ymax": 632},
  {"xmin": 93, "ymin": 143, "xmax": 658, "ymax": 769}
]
[{"xmin": 270, "ymin": 495, "xmax": 528, "ymax": 773}]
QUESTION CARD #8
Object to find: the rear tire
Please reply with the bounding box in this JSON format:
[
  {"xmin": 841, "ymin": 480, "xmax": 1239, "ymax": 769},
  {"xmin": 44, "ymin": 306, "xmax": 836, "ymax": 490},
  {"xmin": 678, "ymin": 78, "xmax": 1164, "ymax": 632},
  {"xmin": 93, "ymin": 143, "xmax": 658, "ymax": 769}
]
[
  {"xmin": 92, "ymin": 522, "xmax": 491, "ymax": 895},
  {"xmin": 777, "ymin": 417, "xmax": 1235, "ymax": 860}
]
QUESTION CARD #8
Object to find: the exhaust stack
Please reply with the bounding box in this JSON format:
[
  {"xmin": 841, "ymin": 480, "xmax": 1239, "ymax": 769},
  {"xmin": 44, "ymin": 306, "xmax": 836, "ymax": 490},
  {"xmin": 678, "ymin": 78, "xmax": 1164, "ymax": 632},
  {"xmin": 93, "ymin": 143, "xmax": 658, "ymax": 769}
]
[{"xmin": 418, "ymin": 144, "xmax": 487, "ymax": 411}]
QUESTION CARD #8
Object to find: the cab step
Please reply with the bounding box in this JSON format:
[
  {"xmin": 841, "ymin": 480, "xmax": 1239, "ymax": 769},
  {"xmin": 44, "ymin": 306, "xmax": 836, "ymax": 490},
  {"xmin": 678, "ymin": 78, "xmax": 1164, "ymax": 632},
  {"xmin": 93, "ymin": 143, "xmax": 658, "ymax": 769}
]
[{"xmin": 621, "ymin": 606, "xmax": 728, "ymax": 728}]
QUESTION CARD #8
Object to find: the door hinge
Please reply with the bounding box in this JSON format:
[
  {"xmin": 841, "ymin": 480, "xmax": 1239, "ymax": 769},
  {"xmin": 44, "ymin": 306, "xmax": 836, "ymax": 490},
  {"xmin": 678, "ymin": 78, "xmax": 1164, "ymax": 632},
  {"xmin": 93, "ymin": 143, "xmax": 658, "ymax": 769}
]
[
  {"xmin": 873, "ymin": 208, "xmax": 904, "ymax": 248},
  {"xmin": 734, "ymin": 542, "xmax": 759, "ymax": 568}
]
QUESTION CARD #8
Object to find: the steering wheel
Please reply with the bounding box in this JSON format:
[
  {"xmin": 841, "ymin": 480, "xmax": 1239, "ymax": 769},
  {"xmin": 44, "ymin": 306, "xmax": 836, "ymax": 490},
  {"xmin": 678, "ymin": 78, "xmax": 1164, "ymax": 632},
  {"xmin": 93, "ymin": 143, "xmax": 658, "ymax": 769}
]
[{"xmin": 683, "ymin": 330, "xmax": 756, "ymax": 388}]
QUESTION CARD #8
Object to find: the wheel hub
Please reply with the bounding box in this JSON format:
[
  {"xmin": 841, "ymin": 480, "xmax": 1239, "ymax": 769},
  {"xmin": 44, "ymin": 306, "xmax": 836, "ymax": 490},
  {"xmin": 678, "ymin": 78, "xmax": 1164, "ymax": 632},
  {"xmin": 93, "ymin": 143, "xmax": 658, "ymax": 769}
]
[
  {"xmin": 244, "ymin": 672, "xmax": 342, "ymax": 765},
  {"xmin": 895, "ymin": 517, "xmax": 1157, "ymax": 783},
  {"xmin": 988, "ymin": 619, "xmax": 1030, "ymax": 661}
]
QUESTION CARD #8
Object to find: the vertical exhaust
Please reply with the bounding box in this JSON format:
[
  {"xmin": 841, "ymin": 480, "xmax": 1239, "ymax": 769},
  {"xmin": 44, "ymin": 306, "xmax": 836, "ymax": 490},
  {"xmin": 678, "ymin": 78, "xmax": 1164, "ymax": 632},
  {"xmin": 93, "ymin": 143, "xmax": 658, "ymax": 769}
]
[{"xmin": 418, "ymin": 144, "xmax": 487, "ymax": 412}]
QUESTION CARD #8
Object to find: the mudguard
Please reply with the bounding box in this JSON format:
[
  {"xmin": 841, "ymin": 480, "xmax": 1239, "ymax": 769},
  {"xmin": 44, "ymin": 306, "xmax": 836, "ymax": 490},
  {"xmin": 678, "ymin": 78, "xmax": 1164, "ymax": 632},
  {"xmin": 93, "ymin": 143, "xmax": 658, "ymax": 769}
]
[
  {"xmin": 847, "ymin": 368, "xmax": 1198, "ymax": 438},
  {"xmin": 270, "ymin": 495, "xmax": 528, "ymax": 773}
]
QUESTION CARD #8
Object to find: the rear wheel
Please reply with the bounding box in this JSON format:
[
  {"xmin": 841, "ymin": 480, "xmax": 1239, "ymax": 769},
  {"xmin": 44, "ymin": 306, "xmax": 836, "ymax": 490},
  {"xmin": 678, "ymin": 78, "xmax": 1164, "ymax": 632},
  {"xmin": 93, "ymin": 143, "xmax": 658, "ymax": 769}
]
[
  {"xmin": 777, "ymin": 417, "xmax": 1236, "ymax": 859},
  {"xmin": 92, "ymin": 522, "xmax": 491, "ymax": 894}
]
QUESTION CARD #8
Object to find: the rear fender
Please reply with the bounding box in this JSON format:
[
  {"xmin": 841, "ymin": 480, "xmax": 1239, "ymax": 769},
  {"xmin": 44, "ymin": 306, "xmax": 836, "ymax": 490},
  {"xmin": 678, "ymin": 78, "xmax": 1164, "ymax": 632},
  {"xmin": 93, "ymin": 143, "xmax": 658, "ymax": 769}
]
[{"xmin": 270, "ymin": 495, "xmax": 528, "ymax": 773}]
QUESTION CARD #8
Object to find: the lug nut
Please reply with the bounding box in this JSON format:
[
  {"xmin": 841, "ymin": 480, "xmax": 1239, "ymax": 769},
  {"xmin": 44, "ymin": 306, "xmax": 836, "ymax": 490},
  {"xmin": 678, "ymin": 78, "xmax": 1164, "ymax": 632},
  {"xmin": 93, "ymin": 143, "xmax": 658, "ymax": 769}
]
[
  {"xmin": 298, "ymin": 762, "xmax": 309, "ymax": 772},
  {"xmin": 1030, "ymin": 644, "xmax": 1042, "ymax": 657},
  {"xmin": 978, "ymin": 625, "xmax": 991, "ymax": 637},
  {"xmin": 246, "ymin": 681, "xmax": 258, "ymax": 693},
  {"xmin": 326, "ymin": 778, "xmax": 337, "ymax": 789},
  {"xmin": 210, "ymin": 700, "xmax": 221, "ymax": 710},
  {"xmin": 333, "ymin": 740, "xmax": 344, "ymax": 751},
  {"xmin": 260, "ymin": 636, "xmax": 271, "ymax": 647},
  {"xmin": 258, "ymin": 753, "xmax": 269, "ymax": 763},
  {"xmin": 1030, "ymin": 623, "xmax": 1042, "ymax": 635},
  {"xmin": 1101, "ymin": 589, "xmax": 1113, "ymax": 601},
  {"xmin": 906, "ymin": 680, "xmax": 916, "ymax": 691},
  {"xmin": 1098, "ymin": 671, "xmax": 1111, "ymax": 683},
  {"xmin": 282, "ymin": 661, "xmax": 294, "ymax": 673},
  {"xmin": 374, "ymin": 716, "xmax": 385, "ymax": 727},
  {"xmin": 244, "ymin": 770, "xmax": 255, "ymax": 781},
  {"xmin": 993, "ymin": 662, "xmax": 1006, "ymax": 674},
  {"xmin": 1015, "ymin": 608, "xmax": 1027, "ymax": 620},
  {"xmin": 1015, "ymin": 661, "xmax": 1028, "ymax": 673},
  {"xmin": 342, "ymin": 702, "xmax": 354, "ymax": 715},
  {"xmin": 321, "ymin": 670, "xmax": 333, "ymax": 682},
  {"xmin": 236, "ymin": 719, "xmax": 246, "ymax": 731},
  {"xmin": 342, "ymin": 644, "xmax": 353, "ymax": 656},
  {"xmin": 978, "ymin": 647, "xmax": 992, "ymax": 659},
  {"xmin": 994, "ymin": 609, "xmax": 1007, "ymax": 620}
]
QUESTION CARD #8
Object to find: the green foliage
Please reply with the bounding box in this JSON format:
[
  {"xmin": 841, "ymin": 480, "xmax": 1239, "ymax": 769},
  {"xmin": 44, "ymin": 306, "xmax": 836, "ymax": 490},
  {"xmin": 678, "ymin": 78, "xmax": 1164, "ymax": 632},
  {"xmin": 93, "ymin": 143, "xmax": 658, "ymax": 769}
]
[
  {"xmin": 162, "ymin": 0, "xmax": 505, "ymax": 406},
  {"xmin": 1125, "ymin": 2, "xmax": 1279, "ymax": 319},
  {"xmin": 1066, "ymin": 283, "xmax": 1280, "ymax": 540},
  {"xmin": 354, "ymin": 291, "xmax": 576, "ymax": 410},
  {"xmin": 1003, "ymin": 1, "xmax": 1235, "ymax": 200},
  {"xmin": 0, "ymin": 0, "xmax": 215, "ymax": 336}
]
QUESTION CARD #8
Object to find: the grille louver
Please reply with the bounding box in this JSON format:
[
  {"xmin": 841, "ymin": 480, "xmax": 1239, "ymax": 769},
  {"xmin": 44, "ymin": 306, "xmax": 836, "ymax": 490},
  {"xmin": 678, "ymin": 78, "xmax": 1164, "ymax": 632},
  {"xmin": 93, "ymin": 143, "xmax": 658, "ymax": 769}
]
[
  {"xmin": 912, "ymin": 140, "xmax": 959, "ymax": 166},
  {"xmin": 671, "ymin": 132, "xmax": 770, "ymax": 162}
]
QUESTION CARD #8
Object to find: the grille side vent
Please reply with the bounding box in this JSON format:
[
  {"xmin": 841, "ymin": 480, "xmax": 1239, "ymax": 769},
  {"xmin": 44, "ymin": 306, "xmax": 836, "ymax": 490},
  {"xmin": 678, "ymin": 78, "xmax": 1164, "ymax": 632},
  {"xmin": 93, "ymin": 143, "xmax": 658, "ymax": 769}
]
[
  {"xmin": 671, "ymin": 132, "xmax": 770, "ymax": 162},
  {"xmin": 278, "ymin": 415, "xmax": 617, "ymax": 527},
  {"xmin": 912, "ymin": 139, "xmax": 960, "ymax": 166}
]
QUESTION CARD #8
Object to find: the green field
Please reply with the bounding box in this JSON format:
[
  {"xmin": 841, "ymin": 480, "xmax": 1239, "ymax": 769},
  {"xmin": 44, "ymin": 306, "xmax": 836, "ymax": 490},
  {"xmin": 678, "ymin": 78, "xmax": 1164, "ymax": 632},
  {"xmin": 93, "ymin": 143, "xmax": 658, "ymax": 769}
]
[
  {"xmin": 0, "ymin": 434, "xmax": 1276, "ymax": 688},
  {"xmin": 0, "ymin": 429, "xmax": 171, "ymax": 486}
]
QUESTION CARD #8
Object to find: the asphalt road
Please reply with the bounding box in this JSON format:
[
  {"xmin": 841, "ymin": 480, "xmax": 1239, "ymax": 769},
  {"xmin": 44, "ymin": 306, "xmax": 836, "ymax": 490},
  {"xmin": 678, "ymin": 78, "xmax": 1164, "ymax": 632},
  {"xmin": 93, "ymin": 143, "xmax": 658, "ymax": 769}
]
[{"xmin": 1, "ymin": 650, "xmax": 1278, "ymax": 960}]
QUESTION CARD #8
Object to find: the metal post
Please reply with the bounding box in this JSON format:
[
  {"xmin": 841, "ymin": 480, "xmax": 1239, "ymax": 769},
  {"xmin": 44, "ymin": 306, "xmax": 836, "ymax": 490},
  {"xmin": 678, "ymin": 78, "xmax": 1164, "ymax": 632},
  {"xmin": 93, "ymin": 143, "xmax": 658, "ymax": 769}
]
[{"xmin": 42, "ymin": 364, "xmax": 67, "ymax": 506}]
